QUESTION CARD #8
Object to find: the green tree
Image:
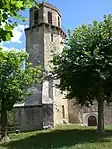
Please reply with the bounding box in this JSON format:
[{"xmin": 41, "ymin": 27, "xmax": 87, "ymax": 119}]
[
  {"xmin": 51, "ymin": 14, "xmax": 112, "ymax": 135},
  {"xmin": 0, "ymin": 0, "xmax": 38, "ymax": 43},
  {"xmin": 0, "ymin": 50, "xmax": 42, "ymax": 140}
]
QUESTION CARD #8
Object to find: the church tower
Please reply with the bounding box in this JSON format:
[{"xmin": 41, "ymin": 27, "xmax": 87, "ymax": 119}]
[
  {"xmin": 23, "ymin": 2, "xmax": 68, "ymax": 130},
  {"xmin": 25, "ymin": 2, "xmax": 66, "ymax": 70},
  {"xmin": 25, "ymin": 2, "xmax": 66, "ymax": 102}
]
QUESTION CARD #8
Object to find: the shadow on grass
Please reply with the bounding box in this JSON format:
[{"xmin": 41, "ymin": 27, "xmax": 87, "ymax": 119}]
[{"xmin": 1, "ymin": 128, "xmax": 112, "ymax": 149}]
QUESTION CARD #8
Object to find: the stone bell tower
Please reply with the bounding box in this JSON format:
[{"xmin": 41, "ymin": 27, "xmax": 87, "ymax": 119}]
[
  {"xmin": 15, "ymin": 2, "xmax": 69, "ymax": 131},
  {"xmin": 25, "ymin": 2, "xmax": 66, "ymax": 101},
  {"xmin": 25, "ymin": 2, "xmax": 66, "ymax": 69}
]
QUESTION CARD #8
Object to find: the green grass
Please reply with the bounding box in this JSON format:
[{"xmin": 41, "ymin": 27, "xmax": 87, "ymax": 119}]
[{"xmin": 1, "ymin": 125, "xmax": 112, "ymax": 149}]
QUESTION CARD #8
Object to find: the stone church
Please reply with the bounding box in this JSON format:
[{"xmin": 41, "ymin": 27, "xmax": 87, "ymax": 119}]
[{"xmin": 14, "ymin": 2, "xmax": 112, "ymax": 131}]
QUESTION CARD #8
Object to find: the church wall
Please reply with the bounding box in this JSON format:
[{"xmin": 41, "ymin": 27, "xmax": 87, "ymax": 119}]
[
  {"xmin": 43, "ymin": 6, "xmax": 61, "ymax": 27},
  {"xmin": 68, "ymin": 100, "xmax": 112, "ymax": 125},
  {"xmin": 43, "ymin": 25, "xmax": 68, "ymax": 125},
  {"xmin": 25, "ymin": 25, "xmax": 44, "ymax": 99},
  {"xmin": 30, "ymin": 6, "xmax": 43, "ymax": 26},
  {"xmin": 44, "ymin": 27, "xmax": 61, "ymax": 71},
  {"xmin": 42, "ymin": 80, "xmax": 53, "ymax": 104},
  {"xmin": 82, "ymin": 112, "xmax": 98, "ymax": 126},
  {"xmin": 104, "ymin": 103, "xmax": 112, "ymax": 125},
  {"xmin": 26, "ymin": 26, "xmax": 44, "ymax": 67},
  {"xmin": 15, "ymin": 106, "xmax": 43, "ymax": 131},
  {"xmin": 68, "ymin": 100, "xmax": 83, "ymax": 124},
  {"xmin": 42, "ymin": 104, "xmax": 54, "ymax": 127},
  {"xmin": 53, "ymin": 84, "xmax": 69, "ymax": 126},
  {"xmin": 53, "ymin": 99, "xmax": 69, "ymax": 126},
  {"xmin": 82, "ymin": 102, "xmax": 112, "ymax": 126}
]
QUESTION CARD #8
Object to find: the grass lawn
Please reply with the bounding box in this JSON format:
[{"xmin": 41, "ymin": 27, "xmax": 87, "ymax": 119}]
[{"xmin": 1, "ymin": 125, "xmax": 112, "ymax": 149}]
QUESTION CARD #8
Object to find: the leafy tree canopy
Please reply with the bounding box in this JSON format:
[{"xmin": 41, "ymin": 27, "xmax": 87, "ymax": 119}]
[
  {"xmin": 51, "ymin": 14, "xmax": 112, "ymax": 134},
  {"xmin": 52, "ymin": 14, "xmax": 112, "ymax": 105},
  {"xmin": 0, "ymin": 50, "xmax": 42, "ymax": 140},
  {"xmin": 0, "ymin": 0, "xmax": 38, "ymax": 42},
  {"xmin": 0, "ymin": 50, "xmax": 42, "ymax": 110}
]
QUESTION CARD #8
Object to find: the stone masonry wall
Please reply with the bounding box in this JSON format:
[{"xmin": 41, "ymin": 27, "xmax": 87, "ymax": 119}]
[
  {"xmin": 53, "ymin": 82, "xmax": 69, "ymax": 126},
  {"xmin": 43, "ymin": 24, "xmax": 68, "ymax": 125},
  {"xmin": 82, "ymin": 101, "xmax": 112, "ymax": 125},
  {"xmin": 43, "ymin": 6, "xmax": 61, "ymax": 27},
  {"xmin": 44, "ymin": 27, "xmax": 61, "ymax": 71},
  {"xmin": 15, "ymin": 106, "xmax": 43, "ymax": 131},
  {"xmin": 26, "ymin": 26, "xmax": 44, "ymax": 67},
  {"xmin": 42, "ymin": 104, "xmax": 54, "ymax": 127},
  {"xmin": 68, "ymin": 100, "xmax": 83, "ymax": 123},
  {"xmin": 42, "ymin": 6, "xmax": 68, "ymax": 126},
  {"xmin": 30, "ymin": 6, "xmax": 43, "ymax": 26},
  {"xmin": 104, "ymin": 103, "xmax": 112, "ymax": 124}
]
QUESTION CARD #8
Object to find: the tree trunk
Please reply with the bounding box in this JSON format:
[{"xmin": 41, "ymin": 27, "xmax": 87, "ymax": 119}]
[
  {"xmin": 97, "ymin": 99, "xmax": 104, "ymax": 136},
  {"xmin": 0, "ymin": 100, "xmax": 9, "ymax": 141}
]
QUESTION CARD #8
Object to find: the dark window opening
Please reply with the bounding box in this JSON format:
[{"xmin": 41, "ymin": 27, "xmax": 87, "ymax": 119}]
[
  {"xmin": 62, "ymin": 105, "xmax": 65, "ymax": 118},
  {"xmin": 34, "ymin": 10, "xmax": 39, "ymax": 25},
  {"xmin": 58, "ymin": 16, "xmax": 60, "ymax": 27},
  {"xmin": 51, "ymin": 34, "xmax": 53, "ymax": 42},
  {"xmin": 48, "ymin": 11, "xmax": 52, "ymax": 24}
]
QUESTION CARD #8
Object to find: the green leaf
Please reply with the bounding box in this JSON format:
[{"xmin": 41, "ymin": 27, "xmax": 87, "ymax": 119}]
[
  {"xmin": 2, "ymin": 13, "xmax": 8, "ymax": 20},
  {"xmin": 15, "ymin": 1, "xmax": 23, "ymax": 8},
  {"xmin": 22, "ymin": 17, "xmax": 28, "ymax": 22},
  {"xmin": 6, "ymin": 32, "xmax": 11, "ymax": 40},
  {"xmin": 5, "ymin": 24, "xmax": 13, "ymax": 31},
  {"xmin": 0, "ymin": 0, "xmax": 38, "ymax": 42}
]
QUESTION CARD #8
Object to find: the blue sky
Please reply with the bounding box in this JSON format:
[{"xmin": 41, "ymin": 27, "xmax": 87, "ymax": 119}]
[{"xmin": 2, "ymin": 0, "xmax": 112, "ymax": 51}]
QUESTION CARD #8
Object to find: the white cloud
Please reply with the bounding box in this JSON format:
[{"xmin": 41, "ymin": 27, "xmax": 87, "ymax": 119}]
[
  {"xmin": 1, "ymin": 46, "xmax": 25, "ymax": 52},
  {"xmin": 0, "ymin": 24, "xmax": 28, "ymax": 51},
  {"xmin": 11, "ymin": 24, "xmax": 28, "ymax": 44},
  {"xmin": 0, "ymin": 24, "xmax": 28, "ymax": 45}
]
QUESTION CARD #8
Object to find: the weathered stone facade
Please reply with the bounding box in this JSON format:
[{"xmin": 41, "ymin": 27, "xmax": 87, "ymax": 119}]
[
  {"xmin": 68, "ymin": 100, "xmax": 112, "ymax": 126},
  {"xmin": 14, "ymin": 105, "xmax": 43, "ymax": 131},
  {"xmin": 82, "ymin": 102, "xmax": 112, "ymax": 126},
  {"xmin": 14, "ymin": 2, "xmax": 68, "ymax": 131},
  {"xmin": 68, "ymin": 100, "xmax": 82, "ymax": 124}
]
